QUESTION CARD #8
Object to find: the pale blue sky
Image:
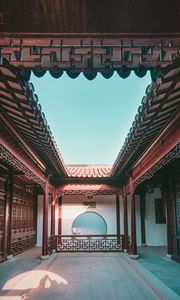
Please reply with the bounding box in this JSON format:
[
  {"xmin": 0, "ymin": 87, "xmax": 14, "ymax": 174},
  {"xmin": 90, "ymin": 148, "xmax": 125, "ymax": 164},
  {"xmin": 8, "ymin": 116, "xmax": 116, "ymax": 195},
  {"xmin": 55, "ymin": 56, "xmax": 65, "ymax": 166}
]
[{"xmin": 31, "ymin": 72, "xmax": 151, "ymax": 164}]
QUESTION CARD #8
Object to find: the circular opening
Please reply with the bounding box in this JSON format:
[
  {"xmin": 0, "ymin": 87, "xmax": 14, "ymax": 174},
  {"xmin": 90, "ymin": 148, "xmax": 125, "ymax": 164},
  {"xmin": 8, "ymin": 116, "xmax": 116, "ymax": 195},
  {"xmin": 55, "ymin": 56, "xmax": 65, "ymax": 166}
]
[{"xmin": 72, "ymin": 212, "xmax": 107, "ymax": 235}]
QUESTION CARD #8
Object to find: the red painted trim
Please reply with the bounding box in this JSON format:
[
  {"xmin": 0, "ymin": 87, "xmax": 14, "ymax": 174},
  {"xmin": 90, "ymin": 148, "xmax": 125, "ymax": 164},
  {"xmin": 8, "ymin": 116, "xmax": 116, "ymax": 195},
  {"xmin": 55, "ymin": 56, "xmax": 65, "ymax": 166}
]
[
  {"xmin": 0, "ymin": 111, "xmax": 46, "ymax": 172},
  {"xmin": 133, "ymin": 109, "xmax": 180, "ymax": 169},
  {"xmin": 132, "ymin": 114, "xmax": 180, "ymax": 183},
  {"xmin": 0, "ymin": 135, "xmax": 46, "ymax": 183}
]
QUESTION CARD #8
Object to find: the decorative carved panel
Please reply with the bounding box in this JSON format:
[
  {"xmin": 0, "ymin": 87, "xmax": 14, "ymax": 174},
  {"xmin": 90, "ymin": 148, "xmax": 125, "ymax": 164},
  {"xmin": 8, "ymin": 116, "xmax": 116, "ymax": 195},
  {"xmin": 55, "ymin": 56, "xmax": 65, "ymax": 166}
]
[
  {"xmin": 0, "ymin": 144, "xmax": 45, "ymax": 187},
  {"xmin": 49, "ymin": 235, "xmax": 124, "ymax": 253},
  {"xmin": 134, "ymin": 143, "xmax": 180, "ymax": 189},
  {"xmin": 0, "ymin": 38, "xmax": 180, "ymax": 71},
  {"xmin": 11, "ymin": 234, "xmax": 36, "ymax": 255}
]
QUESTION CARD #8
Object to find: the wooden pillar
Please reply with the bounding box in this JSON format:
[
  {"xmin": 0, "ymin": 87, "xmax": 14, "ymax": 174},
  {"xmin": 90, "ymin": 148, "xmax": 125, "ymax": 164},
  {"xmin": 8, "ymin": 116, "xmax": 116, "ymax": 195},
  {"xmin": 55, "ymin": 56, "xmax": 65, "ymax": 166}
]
[
  {"xmin": 130, "ymin": 177, "xmax": 138, "ymax": 257},
  {"xmin": 51, "ymin": 187, "xmax": 56, "ymax": 236},
  {"xmin": 116, "ymin": 194, "xmax": 120, "ymax": 239},
  {"xmin": 58, "ymin": 196, "xmax": 62, "ymax": 235},
  {"xmin": 140, "ymin": 189, "xmax": 146, "ymax": 246},
  {"xmin": 4, "ymin": 169, "xmax": 13, "ymax": 258},
  {"xmin": 122, "ymin": 187, "xmax": 128, "ymax": 251},
  {"xmin": 42, "ymin": 180, "xmax": 49, "ymax": 257}
]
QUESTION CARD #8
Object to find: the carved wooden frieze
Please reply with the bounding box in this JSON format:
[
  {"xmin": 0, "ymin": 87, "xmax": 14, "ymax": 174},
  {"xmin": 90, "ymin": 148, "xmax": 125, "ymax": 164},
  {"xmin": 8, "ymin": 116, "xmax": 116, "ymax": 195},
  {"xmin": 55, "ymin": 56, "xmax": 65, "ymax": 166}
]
[{"xmin": 0, "ymin": 38, "xmax": 179, "ymax": 75}]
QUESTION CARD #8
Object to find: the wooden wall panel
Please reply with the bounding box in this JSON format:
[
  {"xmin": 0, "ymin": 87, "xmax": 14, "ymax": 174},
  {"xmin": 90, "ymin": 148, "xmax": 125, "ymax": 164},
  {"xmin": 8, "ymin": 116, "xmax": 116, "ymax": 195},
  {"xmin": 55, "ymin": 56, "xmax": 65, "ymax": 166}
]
[{"xmin": 11, "ymin": 177, "xmax": 36, "ymax": 256}]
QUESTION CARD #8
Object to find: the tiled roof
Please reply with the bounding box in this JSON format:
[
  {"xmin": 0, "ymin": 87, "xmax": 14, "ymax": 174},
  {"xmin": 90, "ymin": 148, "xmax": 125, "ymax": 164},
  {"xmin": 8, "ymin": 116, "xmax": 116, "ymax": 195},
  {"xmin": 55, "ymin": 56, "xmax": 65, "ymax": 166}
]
[
  {"xmin": 111, "ymin": 59, "xmax": 180, "ymax": 178},
  {"xmin": 0, "ymin": 61, "xmax": 68, "ymax": 178},
  {"xmin": 67, "ymin": 165, "xmax": 112, "ymax": 178}
]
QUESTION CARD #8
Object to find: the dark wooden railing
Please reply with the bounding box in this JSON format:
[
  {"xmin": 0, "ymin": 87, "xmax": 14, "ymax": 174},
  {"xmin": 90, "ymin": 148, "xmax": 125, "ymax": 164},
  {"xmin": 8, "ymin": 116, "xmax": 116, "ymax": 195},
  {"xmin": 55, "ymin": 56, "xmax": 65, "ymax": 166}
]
[{"xmin": 48, "ymin": 234, "xmax": 128, "ymax": 254}]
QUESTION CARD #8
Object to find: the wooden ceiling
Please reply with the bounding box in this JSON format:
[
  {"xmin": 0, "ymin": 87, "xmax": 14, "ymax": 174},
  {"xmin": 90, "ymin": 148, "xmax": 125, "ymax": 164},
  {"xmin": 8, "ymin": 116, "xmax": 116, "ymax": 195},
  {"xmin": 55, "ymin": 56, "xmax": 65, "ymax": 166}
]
[
  {"xmin": 0, "ymin": 1, "xmax": 179, "ymax": 76},
  {"xmin": 0, "ymin": 0, "xmax": 180, "ymax": 35}
]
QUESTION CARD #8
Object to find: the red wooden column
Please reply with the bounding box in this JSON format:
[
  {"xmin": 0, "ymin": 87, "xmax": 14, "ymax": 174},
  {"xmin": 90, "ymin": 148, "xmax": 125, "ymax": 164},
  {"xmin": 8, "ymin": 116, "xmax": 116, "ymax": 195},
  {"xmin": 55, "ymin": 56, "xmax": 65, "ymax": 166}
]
[
  {"xmin": 122, "ymin": 187, "xmax": 128, "ymax": 251},
  {"xmin": 51, "ymin": 187, "xmax": 56, "ymax": 236},
  {"xmin": 130, "ymin": 177, "xmax": 139, "ymax": 258},
  {"xmin": 42, "ymin": 179, "xmax": 49, "ymax": 258},
  {"xmin": 116, "ymin": 194, "xmax": 120, "ymax": 241},
  {"xmin": 4, "ymin": 169, "xmax": 13, "ymax": 259},
  {"xmin": 58, "ymin": 196, "xmax": 62, "ymax": 235}
]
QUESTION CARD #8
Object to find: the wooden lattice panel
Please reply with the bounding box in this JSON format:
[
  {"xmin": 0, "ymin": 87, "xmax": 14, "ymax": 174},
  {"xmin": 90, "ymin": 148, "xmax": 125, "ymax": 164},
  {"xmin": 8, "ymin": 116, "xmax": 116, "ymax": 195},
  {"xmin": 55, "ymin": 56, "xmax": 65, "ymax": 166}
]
[
  {"xmin": 49, "ymin": 235, "xmax": 124, "ymax": 253},
  {"xmin": 0, "ymin": 38, "xmax": 179, "ymax": 70}
]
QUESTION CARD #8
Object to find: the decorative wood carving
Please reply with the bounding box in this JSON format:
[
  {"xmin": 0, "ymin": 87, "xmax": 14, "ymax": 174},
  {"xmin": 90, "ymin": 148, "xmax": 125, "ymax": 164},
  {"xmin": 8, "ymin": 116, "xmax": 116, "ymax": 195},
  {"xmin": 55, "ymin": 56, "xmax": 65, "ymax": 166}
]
[
  {"xmin": 134, "ymin": 143, "xmax": 180, "ymax": 189},
  {"xmin": 56, "ymin": 188, "xmax": 121, "ymax": 196},
  {"xmin": 0, "ymin": 38, "xmax": 179, "ymax": 71},
  {"xmin": 48, "ymin": 235, "xmax": 125, "ymax": 253},
  {"xmin": 0, "ymin": 144, "xmax": 45, "ymax": 187}
]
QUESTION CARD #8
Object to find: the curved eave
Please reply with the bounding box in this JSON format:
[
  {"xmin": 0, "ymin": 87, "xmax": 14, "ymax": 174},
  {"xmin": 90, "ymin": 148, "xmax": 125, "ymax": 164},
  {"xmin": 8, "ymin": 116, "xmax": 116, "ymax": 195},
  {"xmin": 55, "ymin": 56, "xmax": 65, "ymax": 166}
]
[
  {"xmin": 111, "ymin": 59, "xmax": 180, "ymax": 178},
  {"xmin": 0, "ymin": 61, "xmax": 68, "ymax": 178}
]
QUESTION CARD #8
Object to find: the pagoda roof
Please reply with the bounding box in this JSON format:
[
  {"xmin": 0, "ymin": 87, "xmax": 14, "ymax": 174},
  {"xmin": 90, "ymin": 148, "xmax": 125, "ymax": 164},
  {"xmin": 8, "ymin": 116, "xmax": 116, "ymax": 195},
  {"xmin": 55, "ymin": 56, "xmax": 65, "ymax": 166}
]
[{"xmin": 67, "ymin": 165, "xmax": 112, "ymax": 178}]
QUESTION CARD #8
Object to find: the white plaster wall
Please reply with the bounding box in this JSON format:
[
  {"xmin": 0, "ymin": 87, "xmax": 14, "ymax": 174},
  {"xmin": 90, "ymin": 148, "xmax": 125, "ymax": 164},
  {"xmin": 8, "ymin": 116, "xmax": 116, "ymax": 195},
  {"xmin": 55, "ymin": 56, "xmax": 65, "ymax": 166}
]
[
  {"xmin": 62, "ymin": 195, "xmax": 117, "ymax": 235},
  {"xmin": 36, "ymin": 195, "xmax": 43, "ymax": 247},
  {"xmin": 126, "ymin": 195, "xmax": 141, "ymax": 246},
  {"xmin": 127, "ymin": 195, "xmax": 131, "ymax": 236},
  {"xmin": 126, "ymin": 189, "xmax": 167, "ymax": 246},
  {"xmin": 135, "ymin": 195, "xmax": 142, "ymax": 246},
  {"xmin": 55, "ymin": 204, "xmax": 59, "ymax": 235},
  {"xmin": 120, "ymin": 196, "xmax": 124, "ymax": 234},
  {"xmin": 145, "ymin": 187, "xmax": 167, "ymax": 246}
]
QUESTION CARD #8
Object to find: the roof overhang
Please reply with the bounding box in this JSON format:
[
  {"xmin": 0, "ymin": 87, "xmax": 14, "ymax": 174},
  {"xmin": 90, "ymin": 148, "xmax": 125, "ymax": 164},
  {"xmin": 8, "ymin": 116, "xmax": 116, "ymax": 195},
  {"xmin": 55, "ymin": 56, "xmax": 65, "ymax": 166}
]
[
  {"xmin": 0, "ymin": 1, "xmax": 180, "ymax": 75},
  {"xmin": 0, "ymin": 1, "xmax": 180, "ymax": 35}
]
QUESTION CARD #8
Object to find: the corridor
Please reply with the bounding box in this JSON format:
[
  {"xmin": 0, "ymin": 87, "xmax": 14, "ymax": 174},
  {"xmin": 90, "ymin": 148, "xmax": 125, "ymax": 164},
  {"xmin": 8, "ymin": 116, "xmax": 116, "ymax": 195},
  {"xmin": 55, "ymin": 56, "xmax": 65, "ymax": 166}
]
[{"xmin": 0, "ymin": 249, "xmax": 179, "ymax": 300}]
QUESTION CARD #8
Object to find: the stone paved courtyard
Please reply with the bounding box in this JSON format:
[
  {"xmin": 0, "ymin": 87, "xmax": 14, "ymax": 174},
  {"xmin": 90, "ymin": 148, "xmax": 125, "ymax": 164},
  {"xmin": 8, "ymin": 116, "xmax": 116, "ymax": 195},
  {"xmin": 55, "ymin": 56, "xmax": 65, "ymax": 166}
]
[{"xmin": 0, "ymin": 248, "xmax": 179, "ymax": 300}]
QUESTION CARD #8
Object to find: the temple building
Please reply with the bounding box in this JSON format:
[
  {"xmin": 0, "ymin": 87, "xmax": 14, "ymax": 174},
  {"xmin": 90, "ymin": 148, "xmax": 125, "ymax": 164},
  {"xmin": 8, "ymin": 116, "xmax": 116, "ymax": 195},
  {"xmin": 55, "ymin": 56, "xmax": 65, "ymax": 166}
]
[{"xmin": 0, "ymin": 0, "xmax": 180, "ymax": 265}]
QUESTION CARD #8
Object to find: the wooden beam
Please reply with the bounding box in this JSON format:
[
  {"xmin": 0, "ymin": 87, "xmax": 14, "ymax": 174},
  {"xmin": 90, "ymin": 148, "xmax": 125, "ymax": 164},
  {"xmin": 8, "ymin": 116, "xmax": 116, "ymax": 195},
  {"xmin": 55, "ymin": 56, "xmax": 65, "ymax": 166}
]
[
  {"xmin": 0, "ymin": 111, "xmax": 46, "ymax": 172},
  {"xmin": 132, "ymin": 111, "xmax": 180, "ymax": 184},
  {"xmin": 0, "ymin": 135, "xmax": 46, "ymax": 183}
]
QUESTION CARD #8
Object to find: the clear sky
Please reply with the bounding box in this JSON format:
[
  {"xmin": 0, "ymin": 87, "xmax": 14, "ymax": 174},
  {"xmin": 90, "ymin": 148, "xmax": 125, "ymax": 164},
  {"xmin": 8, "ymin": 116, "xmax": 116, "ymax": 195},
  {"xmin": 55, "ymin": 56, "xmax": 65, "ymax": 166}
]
[{"xmin": 31, "ymin": 71, "xmax": 151, "ymax": 165}]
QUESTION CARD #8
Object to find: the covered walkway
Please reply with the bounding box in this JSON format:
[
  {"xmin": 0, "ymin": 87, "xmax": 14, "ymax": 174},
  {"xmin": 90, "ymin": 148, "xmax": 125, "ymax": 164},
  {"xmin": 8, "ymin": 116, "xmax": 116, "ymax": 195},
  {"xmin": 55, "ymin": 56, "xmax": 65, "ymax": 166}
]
[{"xmin": 0, "ymin": 248, "xmax": 179, "ymax": 300}]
